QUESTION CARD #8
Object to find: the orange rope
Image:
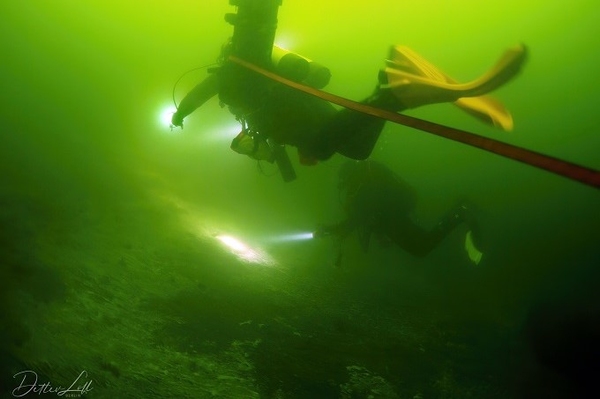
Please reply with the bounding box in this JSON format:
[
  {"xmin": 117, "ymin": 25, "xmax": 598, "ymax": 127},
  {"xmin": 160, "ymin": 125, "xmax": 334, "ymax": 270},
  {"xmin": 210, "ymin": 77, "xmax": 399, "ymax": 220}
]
[{"xmin": 229, "ymin": 55, "xmax": 600, "ymax": 190}]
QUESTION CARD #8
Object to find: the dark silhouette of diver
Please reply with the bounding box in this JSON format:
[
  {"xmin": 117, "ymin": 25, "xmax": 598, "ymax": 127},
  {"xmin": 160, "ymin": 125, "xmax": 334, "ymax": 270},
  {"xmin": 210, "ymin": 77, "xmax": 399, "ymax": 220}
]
[
  {"xmin": 170, "ymin": 2, "xmax": 527, "ymax": 176},
  {"xmin": 313, "ymin": 160, "xmax": 483, "ymax": 265}
]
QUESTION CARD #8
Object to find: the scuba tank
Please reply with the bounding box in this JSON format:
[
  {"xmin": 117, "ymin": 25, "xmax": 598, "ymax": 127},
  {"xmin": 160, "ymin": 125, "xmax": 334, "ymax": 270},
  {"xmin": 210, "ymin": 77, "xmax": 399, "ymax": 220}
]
[
  {"xmin": 225, "ymin": 0, "xmax": 297, "ymax": 182},
  {"xmin": 271, "ymin": 46, "xmax": 331, "ymax": 89},
  {"xmin": 225, "ymin": 0, "xmax": 282, "ymax": 66},
  {"xmin": 224, "ymin": 0, "xmax": 329, "ymax": 182}
]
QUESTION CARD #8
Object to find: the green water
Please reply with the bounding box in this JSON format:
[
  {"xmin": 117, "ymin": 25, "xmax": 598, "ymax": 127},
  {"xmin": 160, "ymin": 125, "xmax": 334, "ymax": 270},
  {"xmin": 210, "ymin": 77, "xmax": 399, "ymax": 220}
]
[{"xmin": 1, "ymin": 1, "xmax": 599, "ymax": 398}]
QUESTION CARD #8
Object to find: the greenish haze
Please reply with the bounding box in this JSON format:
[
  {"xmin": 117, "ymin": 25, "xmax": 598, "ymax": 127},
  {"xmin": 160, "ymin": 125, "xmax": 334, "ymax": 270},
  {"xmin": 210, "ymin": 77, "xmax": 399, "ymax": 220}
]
[{"xmin": 1, "ymin": 1, "xmax": 599, "ymax": 398}]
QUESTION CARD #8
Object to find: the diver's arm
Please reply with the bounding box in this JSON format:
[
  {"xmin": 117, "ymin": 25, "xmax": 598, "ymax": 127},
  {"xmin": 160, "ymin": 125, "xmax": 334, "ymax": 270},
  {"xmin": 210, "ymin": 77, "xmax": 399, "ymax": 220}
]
[{"xmin": 171, "ymin": 72, "xmax": 219, "ymax": 127}]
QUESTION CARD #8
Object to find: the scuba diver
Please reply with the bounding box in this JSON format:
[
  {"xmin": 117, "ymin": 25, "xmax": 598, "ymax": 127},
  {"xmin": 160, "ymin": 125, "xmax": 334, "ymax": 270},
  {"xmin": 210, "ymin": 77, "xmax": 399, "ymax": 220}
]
[
  {"xmin": 313, "ymin": 160, "xmax": 484, "ymax": 266},
  {"xmin": 171, "ymin": 1, "xmax": 527, "ymax": 181}
]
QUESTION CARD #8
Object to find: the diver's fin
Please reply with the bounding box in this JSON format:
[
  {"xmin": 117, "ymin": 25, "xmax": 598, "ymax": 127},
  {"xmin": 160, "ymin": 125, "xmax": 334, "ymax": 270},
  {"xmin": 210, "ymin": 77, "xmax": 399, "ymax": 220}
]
[
  {"xmin": 382, "ymin": 44, "xmax": 527, "ymax": 130},
  {"xmin": 454, "ymin": 95, "xmax": 513, "ymax": 131},
  {"xmin": 465, "ymin": 230, "xmax": 483, "ymax": 265}
]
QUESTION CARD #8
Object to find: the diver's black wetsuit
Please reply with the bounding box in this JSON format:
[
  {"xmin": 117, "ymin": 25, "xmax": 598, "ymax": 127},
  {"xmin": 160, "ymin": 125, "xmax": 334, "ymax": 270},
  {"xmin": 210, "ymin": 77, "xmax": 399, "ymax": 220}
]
[
  {"xmin": 172, "ymin": 0, "xmax": 525, "ymax": 171},
  {"xmin": 246, "ymin": 79, "xmax": 389, "ymax": 162},
  {"xmin": 318, "ymin": 160, "xmax": 471, "ymax": 258},
  {"xmin": 177, "ymin": 59, "xmax": 393, "ymax": 164},
  {"xmin": 172, "ymin": 0, "xmax": 394, "ymax": 166}
]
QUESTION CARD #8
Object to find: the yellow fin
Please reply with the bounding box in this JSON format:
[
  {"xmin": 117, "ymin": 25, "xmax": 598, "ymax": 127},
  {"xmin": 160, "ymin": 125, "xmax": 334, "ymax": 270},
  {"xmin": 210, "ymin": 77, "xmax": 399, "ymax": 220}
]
[{"xmin": 383, "ymin": 44, "xmax": 527, "ymax": 130}]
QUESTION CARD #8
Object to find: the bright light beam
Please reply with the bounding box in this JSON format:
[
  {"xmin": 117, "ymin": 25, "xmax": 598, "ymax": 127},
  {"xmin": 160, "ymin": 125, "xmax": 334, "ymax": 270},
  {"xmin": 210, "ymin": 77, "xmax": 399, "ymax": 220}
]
[
  {"xmin": 217, "ymin": 235, "xmax": 249, "ymax": 252},
  {"xmin": 265, "ymin": 232, "xmax": 314, "ymax": 243},
  {"xmin": 159, "ymin": 104, "xmax": 178, "ymax": 129},
  {"xmin": 202, "ymin": 122, "xmax": 240, "ymax": 144},
  {"xmin": 216, "ymin": 234, "xmax": 275, "ymax": 265}
]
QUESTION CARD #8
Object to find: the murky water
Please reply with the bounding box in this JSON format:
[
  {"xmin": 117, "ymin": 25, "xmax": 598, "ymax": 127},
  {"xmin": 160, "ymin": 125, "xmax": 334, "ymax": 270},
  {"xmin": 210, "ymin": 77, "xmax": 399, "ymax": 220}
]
[{"xmin": 1, "ymin": 1, "xmax": 599, "ymax": 398}]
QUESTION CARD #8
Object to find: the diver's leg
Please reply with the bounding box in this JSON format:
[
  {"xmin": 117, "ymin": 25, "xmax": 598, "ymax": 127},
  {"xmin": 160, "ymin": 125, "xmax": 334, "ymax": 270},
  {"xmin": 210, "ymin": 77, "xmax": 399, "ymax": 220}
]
[
  {"xmin": 321, "ymin": 109, "xmax": 386, "ymax": 160},
  {"xmin": 382, "ymin": 216, "xmax": 457, "ymax": 257},
  {"xmin": 309, "ymin": 87, "xmax": 406, "ymax": 161},
  {"xmin": 382, "ymin": 203, "xmax": 475, "ymax": 257}
]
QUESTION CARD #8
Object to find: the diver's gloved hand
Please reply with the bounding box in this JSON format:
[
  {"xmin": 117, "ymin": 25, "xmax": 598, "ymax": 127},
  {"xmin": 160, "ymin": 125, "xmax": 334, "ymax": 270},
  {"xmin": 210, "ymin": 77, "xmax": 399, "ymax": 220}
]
[{"xmin": 171, "ymin": 111, "xmax": 184, "ymax": 128}]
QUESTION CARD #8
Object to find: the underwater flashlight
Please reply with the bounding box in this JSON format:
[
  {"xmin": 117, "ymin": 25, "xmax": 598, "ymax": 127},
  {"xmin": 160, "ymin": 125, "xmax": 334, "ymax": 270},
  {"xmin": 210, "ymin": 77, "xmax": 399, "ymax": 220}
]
[{"xmin": 159, "ymin": 104, "xmax": 178, "ymax": 130}]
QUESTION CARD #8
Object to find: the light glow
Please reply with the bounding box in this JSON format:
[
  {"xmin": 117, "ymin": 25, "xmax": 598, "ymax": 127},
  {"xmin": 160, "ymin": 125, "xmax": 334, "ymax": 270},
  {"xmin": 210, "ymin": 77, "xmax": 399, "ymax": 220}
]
[
  {"xmin": 159, "ymin": 104, "xmax": 178, "ymax": 129},
  {"xmin": 202, "ymin": 122, "xmax": 241, "ymax": 144},
  {"xmin": 156, "ymin": 192, "xmax": 277, "ymax": 266},
  {"xmin": 216, "ymin": 234, "xmax": 274, "ymax": 265},
  {"xmin": 274, "ymin": 36, "xmax": 294, "ymax": 51},
  {"xmin": 217, "ymin": 235, "xmax": 249, "ymax": 252}
]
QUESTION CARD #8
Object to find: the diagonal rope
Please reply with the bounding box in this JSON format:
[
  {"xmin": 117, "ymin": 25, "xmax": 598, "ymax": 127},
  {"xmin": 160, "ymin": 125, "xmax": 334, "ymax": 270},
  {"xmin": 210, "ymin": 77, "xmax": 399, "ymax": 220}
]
[{"xmin": 229, "ymin": 55, "xmax": 600, "ymax": 190}]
